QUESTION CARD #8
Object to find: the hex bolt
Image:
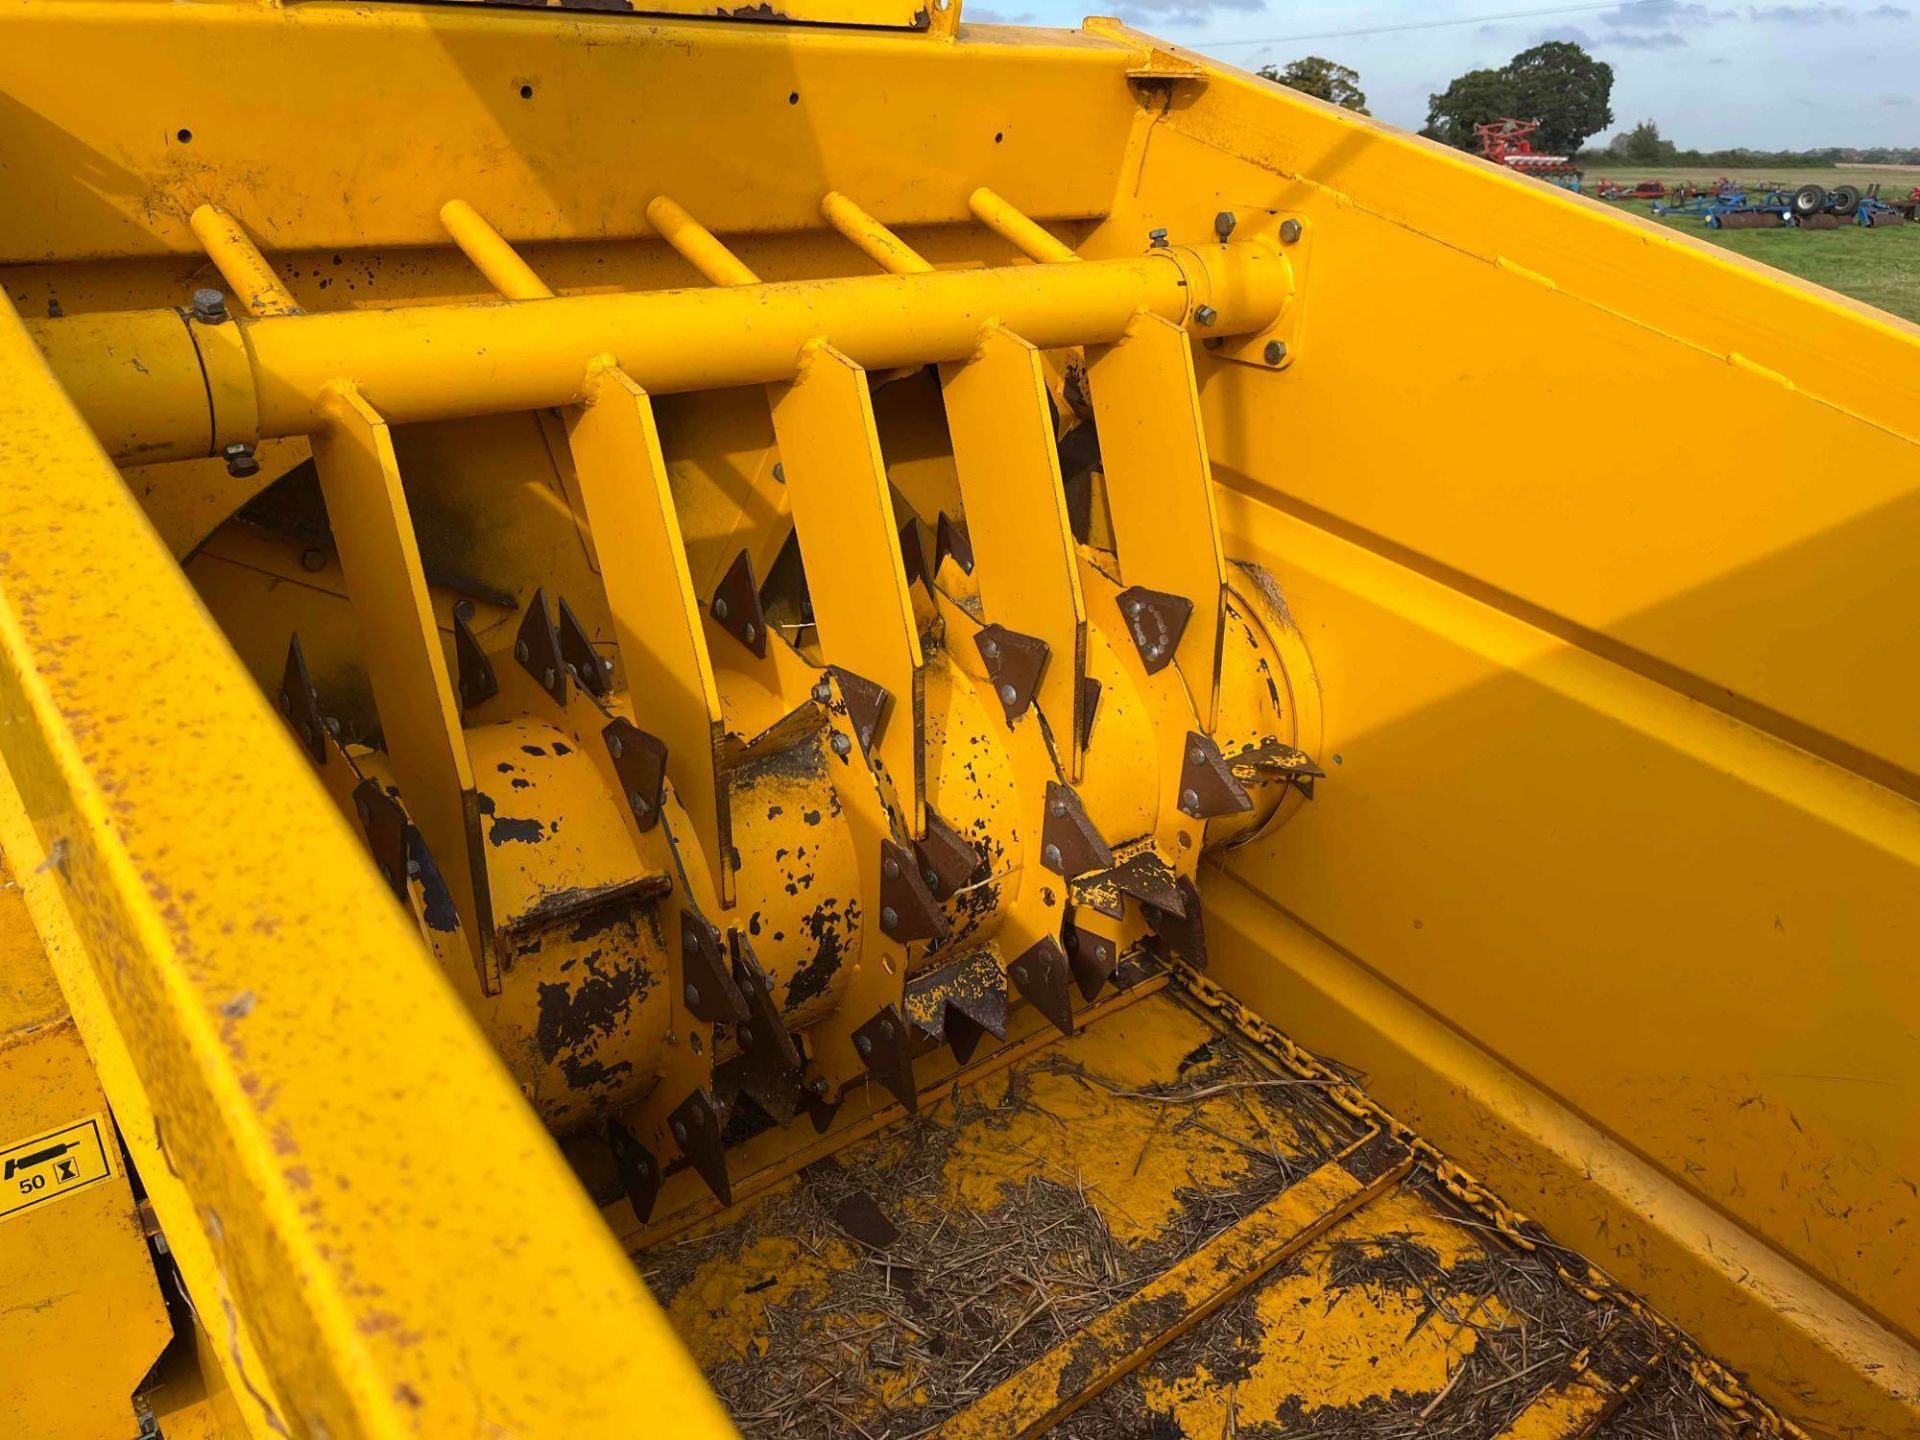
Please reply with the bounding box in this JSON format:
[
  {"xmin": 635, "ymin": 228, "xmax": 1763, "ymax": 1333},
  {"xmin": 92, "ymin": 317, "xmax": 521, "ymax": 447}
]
[
  {"xmin": 1194, "ymin": 305, "xmax": 1218, "ymax": 327},
  {"xmin": 812, "ymin": 681, "xmax": 832, "ymax": 704},
  {"xmin": 222, "ymin": 442, "xmax": 260, "ymax": 478},
  {"xmin": 881, "ymin": 906, "xmax": 899, "ymax": 930},
  {"xmin": 1043, "ymin": 843, "xmax": 1063, "ymax": 869},
  {"xmin": 1280, "ymin": 218, "xmax": 1303, "ymax": 244},
  {"xmin": 831, "ymin": 732, "xmax": 852, "ymax": 757},
  {"xmin": 1264, "ymin": 340, "xmax": 1288, "ymax": 366},
  {"xmin": 191, "ymin": 288, "xmax": 229, "ymax": 323},
  {"xmin": 1147, "ymin": 227, "xmax": 1169, "ymax": 248},
  {"xmin": 1215, "ymin": 210, "xmax": 1237, "ymax": 238}
]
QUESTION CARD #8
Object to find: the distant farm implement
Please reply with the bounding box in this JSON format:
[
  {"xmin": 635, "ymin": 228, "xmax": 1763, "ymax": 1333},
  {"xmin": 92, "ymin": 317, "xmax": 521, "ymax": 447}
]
[
  {"xmin": 1627, "ymin": 179, "xmax": 1911, "ymax": 230},
  {"xmin": 1475, "ymin": 116, "xmax": 1582, "ymax": 191}
]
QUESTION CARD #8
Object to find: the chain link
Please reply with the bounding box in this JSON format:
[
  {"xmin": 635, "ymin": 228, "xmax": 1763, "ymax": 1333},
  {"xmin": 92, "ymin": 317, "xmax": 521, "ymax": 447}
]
[{"xmin": 1172, "ymin": 962, "xmax": 1809, "ymax": 1440}]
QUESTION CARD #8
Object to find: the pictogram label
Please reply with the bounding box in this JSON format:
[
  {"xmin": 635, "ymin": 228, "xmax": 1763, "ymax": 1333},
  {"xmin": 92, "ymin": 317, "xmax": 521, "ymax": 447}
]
[{"xmin": 0, "ymin": 1115, "xmax": 114, "ymax": 1223}]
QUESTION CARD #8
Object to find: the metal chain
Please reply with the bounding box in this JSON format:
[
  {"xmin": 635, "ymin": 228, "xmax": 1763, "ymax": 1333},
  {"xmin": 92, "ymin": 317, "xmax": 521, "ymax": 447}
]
[{"xmin": 1171, "ymin": 962, "xmax": 1810, "ymax": 1440}]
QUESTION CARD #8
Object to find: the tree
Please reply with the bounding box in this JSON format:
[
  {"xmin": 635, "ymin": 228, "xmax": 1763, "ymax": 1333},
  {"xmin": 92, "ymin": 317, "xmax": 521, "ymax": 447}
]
[
  {"xmin": 1504, "ymin": 41, "xmax": 1613, "ymax": 155},
  {"xmin": 1258, "ymin": 56, "xmax": 1369, "ymax": 114},
  {"xmin": 1608, "ymin": 119, "xmax": 1676, "ymax": 165},
  {"xmin": 1424, "ymin": 41, "xmax": 1613, "ymax": 155},
  {"xmin": 1422, "ymin": 68, "xmax": 1520, "ymax": 150}
]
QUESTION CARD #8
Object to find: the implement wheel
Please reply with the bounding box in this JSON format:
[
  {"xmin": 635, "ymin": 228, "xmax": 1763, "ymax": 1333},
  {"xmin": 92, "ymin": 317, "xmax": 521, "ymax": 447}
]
[{"xmin": 1791, "ymin": 183, "xmax": 1828, "ymax": 217}]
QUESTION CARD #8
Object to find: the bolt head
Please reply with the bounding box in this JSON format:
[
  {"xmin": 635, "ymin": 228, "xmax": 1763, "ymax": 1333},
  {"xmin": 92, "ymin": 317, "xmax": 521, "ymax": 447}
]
[
  {"xmin": 738, "ymin": 1024, "xmax": 755, "ymax": 1052},
  {"xmin": 1049, "ymin": 797, "xmax": 1066, "ymax": 817},
  {"xmin": 684, "ymin": 982, "xmax": 701, "ymax": 1007},
  {"xmin": 608, "ymin": 734, "xmax": 623, "ymax": 759},
  {"xmin": 1147, "ymin": 227, "xmax": 1169, "ymax": 247},
  {"xmin": 856, "ymin": 1035, "xmax": 872, "ymax": 1057},
  {"xmin": 300, "ymin": 548, "xmax": 327, "ymax": 573},
  {"xmin": 1042, "ymin": 843, "xmax": 1063, "ymax": 869},
  {"xmin": 879, "ymin": 1015, "xmax": 894, "ymax": 1036},
  {"xmin": 514, "ymin": 640, "xmax": 529, "ymax": 663},
  {"xmin": 191, "ymin": 288, "xmax": 228, "ymax": 322},
  {"xmin": 1189, "ymin": 747, "xmax": 1206, "ymax": 765},
  {"xmin": 883, "ymin": 856, "xmax": 900, "ymax": 880},
  {"xmin": 630, "ymin": 791, "xmax": 651, "ymax": 817},
  {"xmin": 223, "ymin": 442, "xmax": 260, "ymax": 478},
  {"xmin": 831, "ymin": 732, "xmax": 852, "ymax": 757},
  {"xmin": 672, "ymin": 1119, "xmax": 688, "ymax": 1143},
  {"xmin": 772, "ymin": 462, "xmax": 786, "ymax": 483},
  {"xmin": 813, "ymin": 681, "xmax": 832, "ymax": 703},
  {"xmin": 1180, "ymin": 788, "xmax": 1201, "ymax": 813},
  {"xmin": 744, "ymin": 622, "xmax": 758, "ymax": 645},
  {"xmin": 1264, "ymin": 340, "xmax": 1288, "ymax": 366},
  {"xmin": 1126, "ymin": 599, "xmax": 1144, "ymax": 620},
  {"xmin": 1215, "ymin": 210, "xmax": 1237, "ymax": 237},
  {"xmin": 712, "ymin": 597, "xmax": 730, "ymax": 622},
  {"xmin": 683, "ymin": 926, "xmax": 699, "ymax": 954},
  {"xmin": 881, "ymin": 905, "xmax": 899, "ymax": 930},
  {"xmin": 1095, "ymin": 944, "xmax": 1110, "ymax": 963},
  {"xmin": 923, "ymin": 868, "xmax": 939, "ymax": 889},
  {"xmin": 1194, "ymin": 305, "xmax": 1218, "ymax": 327},
  {"xmin": 999, "ymin": 683, "xmax": 1018, "ymax": 705},
  {"xmin": 981, "ymin": 639, "xmax": 1000, "ymax": 662},
  {"xmin": 1280, "ymin": 218, "xmax": 1303, "ymax": 244}
]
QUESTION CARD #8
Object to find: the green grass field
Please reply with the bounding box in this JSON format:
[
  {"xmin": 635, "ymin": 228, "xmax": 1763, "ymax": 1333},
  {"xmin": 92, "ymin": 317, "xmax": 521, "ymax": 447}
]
[{"xmin": 1584, "ymin": 166, "xmax": 1920, "ymax": 323}]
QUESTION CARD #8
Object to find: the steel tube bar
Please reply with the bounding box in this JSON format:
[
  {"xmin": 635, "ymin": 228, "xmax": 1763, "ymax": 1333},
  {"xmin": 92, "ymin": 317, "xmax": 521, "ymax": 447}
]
[
  {"xmin": 821, "ymin": 191, "xmax": 934, "ymax": 275},
  {"xmin": 189, "ymin": 204, "xmax": 302, "ymax": 318},
  {"xmin": 440, "ymin": 199, "xmax": 555, "ymax": 301},
  {"xmin": 33, "ymin": 243, "xmax": 1285, "ymax": 463},
  {"xmin": 647, "ymin": 195, "xmax": 763, "ymax": 287},
  {"xmin": 969, "ymin": 187, "xmax": 1081, "ymax": 264}
]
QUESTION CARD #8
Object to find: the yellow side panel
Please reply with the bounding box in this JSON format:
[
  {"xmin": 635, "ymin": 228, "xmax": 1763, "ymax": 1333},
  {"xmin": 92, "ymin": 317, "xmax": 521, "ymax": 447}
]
[
  {"xmin": 1077, "ymin": 43, "xmax": 1920, "ymax": 1359},
  {"xmin": 0, "ymin": 852, "xmax": 170, "ymax": 1440}
]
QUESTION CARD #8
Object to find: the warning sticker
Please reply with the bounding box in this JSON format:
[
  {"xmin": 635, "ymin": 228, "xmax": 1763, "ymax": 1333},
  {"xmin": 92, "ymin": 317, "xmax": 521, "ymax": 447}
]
[{"xmin": 0, "ymin": 1115, "xmax": 115, "ymax": 1224}]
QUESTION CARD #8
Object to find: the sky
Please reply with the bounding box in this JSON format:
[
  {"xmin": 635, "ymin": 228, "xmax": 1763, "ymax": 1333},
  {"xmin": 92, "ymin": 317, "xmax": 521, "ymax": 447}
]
[{"xmin": 964, "ymin": 0, "xmax": 1920, "ymax": 150}]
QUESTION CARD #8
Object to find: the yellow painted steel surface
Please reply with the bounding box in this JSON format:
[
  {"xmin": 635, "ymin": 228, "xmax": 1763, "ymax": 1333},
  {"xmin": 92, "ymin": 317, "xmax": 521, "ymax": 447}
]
[
  {"xmin": 0, "ymin": 292, "xmax": 735, "ymax": 1437},
  {"xmin": 0, "ymin": 851, "xmax": 172, "ymax": 1439},
  {"xmin": 0, "ymin": 1, "xmax": 1915, "ymax": 1436}
]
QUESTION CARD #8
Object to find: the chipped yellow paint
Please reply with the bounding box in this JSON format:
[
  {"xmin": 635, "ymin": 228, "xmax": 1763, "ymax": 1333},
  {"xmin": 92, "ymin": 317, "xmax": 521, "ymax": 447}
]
[
  {"xmin": 1139, "ymin": 1188, "xmax": 1509, "ymax": 1433},
  {"xmin": 666, "ymin": 1232, "xmax": 851, "ymax": 1365},
  {"xmin": 938, "ymin": 999, "xmax": 1307, "ymax": 1244}
]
